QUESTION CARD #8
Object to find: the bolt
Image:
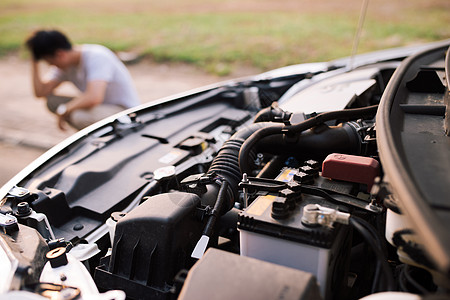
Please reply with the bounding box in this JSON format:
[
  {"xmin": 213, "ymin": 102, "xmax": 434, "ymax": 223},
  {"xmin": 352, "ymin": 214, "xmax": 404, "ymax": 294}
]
[
  {"xmin": 73, "ymin": 224, "xmax": 84, "ymax": 231},
  {"xmin": 16, "ymin": 202, "xmax": 31, "ymax": 217}
]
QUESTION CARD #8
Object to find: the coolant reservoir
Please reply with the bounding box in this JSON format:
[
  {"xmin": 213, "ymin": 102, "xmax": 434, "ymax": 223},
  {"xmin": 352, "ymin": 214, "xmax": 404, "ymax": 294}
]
[{"xmin": 385, "ymin": 208, "xmax": 411, "ymax": 247}]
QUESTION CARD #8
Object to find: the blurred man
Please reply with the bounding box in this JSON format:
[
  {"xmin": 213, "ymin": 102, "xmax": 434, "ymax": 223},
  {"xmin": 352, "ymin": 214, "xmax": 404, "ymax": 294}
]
[{"xmin": 26, "ymin": 29, "xmax": 140, "ymax": 130}]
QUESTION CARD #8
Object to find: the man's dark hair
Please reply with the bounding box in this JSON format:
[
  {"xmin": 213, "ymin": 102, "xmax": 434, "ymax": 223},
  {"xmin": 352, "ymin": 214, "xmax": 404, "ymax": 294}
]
[{"xmin": 26, "ymin": 30, "xmax": 72, "ymax": 60}]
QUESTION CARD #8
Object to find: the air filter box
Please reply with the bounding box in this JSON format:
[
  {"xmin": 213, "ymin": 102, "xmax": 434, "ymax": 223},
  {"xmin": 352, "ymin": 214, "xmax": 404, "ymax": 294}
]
[{"xmin": 95, "ymin": 192, "xmax": 203, "ymax": 300}]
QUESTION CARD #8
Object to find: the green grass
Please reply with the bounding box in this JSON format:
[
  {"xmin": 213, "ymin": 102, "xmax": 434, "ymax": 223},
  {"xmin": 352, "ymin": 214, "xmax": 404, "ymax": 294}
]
[{"xmin": 1, "ymin": 0, "xmax": 448, "ymax": 75}]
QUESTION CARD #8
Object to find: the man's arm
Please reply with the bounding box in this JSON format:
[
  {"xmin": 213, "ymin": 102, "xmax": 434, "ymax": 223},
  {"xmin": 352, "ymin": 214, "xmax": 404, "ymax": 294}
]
[
  {"xmin": 65, "ymin": 80, "xmax": 107, "ymax": 113},
  {"xmin": 57, "ymin": 80, "xmax": 107, "ymax": 130},
  {"xmin": 31, "ymin": 61, "xmax": 61, "ymax": 98}
]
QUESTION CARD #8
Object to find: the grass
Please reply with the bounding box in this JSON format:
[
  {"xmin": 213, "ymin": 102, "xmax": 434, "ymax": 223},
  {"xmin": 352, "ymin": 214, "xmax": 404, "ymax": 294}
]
[{"xmin": 1, "ymin": 0, "xmax": 449, "ymax": 75}]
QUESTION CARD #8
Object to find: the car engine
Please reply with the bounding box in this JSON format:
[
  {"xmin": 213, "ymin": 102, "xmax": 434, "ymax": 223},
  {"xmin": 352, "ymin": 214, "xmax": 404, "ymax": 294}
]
[{"xmin": 0, "ymin": 41, "xmax": 449, "ymax": 299}]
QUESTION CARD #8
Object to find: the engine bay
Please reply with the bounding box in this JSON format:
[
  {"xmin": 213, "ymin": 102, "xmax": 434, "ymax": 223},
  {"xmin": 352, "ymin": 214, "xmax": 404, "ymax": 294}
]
[{"xmin": 0, "ymin": 41, "xmax": 449, "ymax": 299}]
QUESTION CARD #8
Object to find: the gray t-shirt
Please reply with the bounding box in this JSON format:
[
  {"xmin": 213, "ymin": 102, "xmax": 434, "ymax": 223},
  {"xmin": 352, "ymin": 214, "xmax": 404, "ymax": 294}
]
[{"xmin": 48, "ymin": 44, "xmax": 140, "ymax": 108}]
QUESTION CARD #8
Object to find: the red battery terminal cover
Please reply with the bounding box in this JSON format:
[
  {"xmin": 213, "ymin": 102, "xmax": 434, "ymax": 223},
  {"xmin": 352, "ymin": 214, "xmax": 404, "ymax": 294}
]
[{"xmin": 321, "ymin": 153, "xmax": 380, "ymax": 192}]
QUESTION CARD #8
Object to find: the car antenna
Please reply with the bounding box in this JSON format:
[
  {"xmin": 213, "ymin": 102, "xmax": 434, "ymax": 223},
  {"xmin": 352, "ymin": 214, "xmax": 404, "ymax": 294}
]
[{"xmin": 348, "ymin": 0, "xmax": 370, "ymax": 70}]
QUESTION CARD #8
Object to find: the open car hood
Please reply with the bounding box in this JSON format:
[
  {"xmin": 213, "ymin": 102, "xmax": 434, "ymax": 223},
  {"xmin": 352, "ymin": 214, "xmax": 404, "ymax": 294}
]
[{"xmin": 1, "ymin": 40, "xmax": 449, "ymax": 300}]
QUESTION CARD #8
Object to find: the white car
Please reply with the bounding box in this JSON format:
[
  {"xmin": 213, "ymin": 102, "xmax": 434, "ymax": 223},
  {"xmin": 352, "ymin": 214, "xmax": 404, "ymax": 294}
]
[{"xmin": 1, "ymin": 40, "xmax": 449, "ymax": 300}]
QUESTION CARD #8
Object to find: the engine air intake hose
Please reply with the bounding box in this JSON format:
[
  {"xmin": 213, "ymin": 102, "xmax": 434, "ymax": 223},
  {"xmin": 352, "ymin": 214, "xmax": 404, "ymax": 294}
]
[
  {"xmin": 207, "ymin": 122, "xmax": 281, "ymax": 210},
  {"xmin": 207, "ymin": 139, "xmax": 244, "ymax": 211}
]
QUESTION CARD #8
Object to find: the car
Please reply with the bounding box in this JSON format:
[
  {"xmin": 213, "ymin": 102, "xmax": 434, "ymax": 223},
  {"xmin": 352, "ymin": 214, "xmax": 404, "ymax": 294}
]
[{"xmin": 0, "ymin": 39, "xmax": 449, "ymax": 300}]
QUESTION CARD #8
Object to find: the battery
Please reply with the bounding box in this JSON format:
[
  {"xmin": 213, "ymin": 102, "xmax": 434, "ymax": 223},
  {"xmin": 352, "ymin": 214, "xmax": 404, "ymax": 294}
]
[{"xmin": 238, "ymin": 168, "xmax": 351, "ymax": 299}]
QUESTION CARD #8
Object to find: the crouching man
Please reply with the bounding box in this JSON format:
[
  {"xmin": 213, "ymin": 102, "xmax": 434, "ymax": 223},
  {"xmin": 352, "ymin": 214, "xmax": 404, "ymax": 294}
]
[{"xmin": 26, "ymin": 29, "xmax": 140, "ymax": 130}]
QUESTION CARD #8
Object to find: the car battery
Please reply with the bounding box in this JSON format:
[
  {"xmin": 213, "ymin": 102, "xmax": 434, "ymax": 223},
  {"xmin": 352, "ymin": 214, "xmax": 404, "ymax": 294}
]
[{"xmin": 238, "ymin": 168, "xmax": 351, "ymax": 299}]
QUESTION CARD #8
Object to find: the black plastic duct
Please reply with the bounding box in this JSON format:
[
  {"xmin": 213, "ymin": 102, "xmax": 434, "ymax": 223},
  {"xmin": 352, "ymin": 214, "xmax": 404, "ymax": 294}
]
[{"xmin": 239, "ymin": 105, "xmax": 378, "ymax": 174}]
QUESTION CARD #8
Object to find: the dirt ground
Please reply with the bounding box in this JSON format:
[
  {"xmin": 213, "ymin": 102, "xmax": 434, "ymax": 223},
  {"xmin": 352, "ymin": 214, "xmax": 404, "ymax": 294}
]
[{"xmin": 0, "ymin": 55, "xmax": 258, "ymax": 186}]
